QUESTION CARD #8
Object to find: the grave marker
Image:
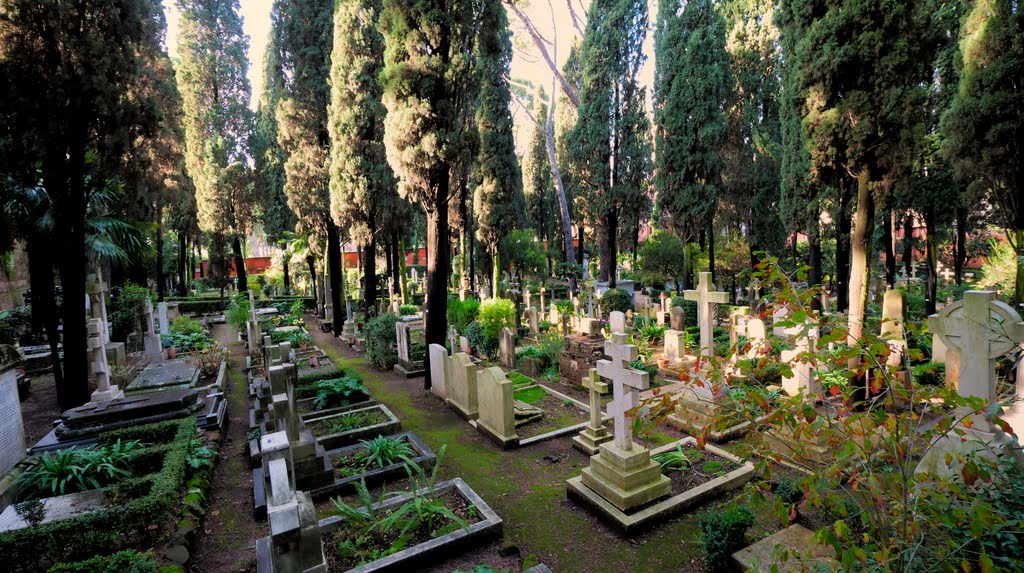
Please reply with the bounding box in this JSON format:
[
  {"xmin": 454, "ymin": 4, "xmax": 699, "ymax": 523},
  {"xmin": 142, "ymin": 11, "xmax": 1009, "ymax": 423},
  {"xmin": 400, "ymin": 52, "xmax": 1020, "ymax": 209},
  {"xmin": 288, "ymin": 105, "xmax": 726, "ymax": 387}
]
[
  {"xmin": 142, "ymin": 298, "xmax": 163, "ymax": 359},
  {"xmin": 572, "ymin": 368, "xmax": 613, "ymax": 455},
  {"xmin": 0, "ymin": 366, "xmax": 25, "ymax": 477},
  {"xmin": 609, "ymin": 311, "xmax": 626, "ymax": 335},
  {"xmin": 428, "ymin": 344, "xmax": 448, "ymax": 400},
  {"xmin": 670, "ymin": 306, "xmax": 684, "ymax": 332},
  {"xmin": 684, "ymin": 272, "xmax": 729, "ymax": 358},
  {"xmin": 476, "ymin": 366, "xmax": 518, "ymax": 446},
  {"xmin": 499, "ymin": 327, "xmax": 515, "ymax": 369},
  {"xmin": 88, "ymin": 318, "xmax": 123, "ymax": 402},
  {"xmin": 447, "ymin": 353, "xmax": 478, "ymax": 420}
]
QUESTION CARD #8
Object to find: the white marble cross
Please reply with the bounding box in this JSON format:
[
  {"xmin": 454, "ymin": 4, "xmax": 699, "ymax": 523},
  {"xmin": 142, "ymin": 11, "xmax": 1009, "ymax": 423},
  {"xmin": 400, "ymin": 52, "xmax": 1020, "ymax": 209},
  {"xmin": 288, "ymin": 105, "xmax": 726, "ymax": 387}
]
[
  {"xmin": 659, "ymin": 292, "xmax": 668, "ymax": 313},
  {"xmin": 684, "ymin": 272, "xmax": 729, "ymax": 358},
  {"xmin": 939, "ymin": 265, "xmax": 954, "ymax": 284},
  {"xmin": 910, "ymin": 260, "xmax": 921, "ymax": 279},
  {"xmin": 929, "ymin": 291, "xmax": 1024, "ymax": 430},
  {"xmin": 597, "ymin": 333, "xmax": 650, "ymax": 450}
]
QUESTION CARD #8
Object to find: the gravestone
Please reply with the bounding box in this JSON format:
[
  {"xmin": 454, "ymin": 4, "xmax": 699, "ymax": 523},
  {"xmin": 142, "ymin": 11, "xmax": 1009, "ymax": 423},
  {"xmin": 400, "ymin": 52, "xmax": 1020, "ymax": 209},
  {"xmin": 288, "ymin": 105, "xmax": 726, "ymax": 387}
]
[
  {"xmin": 499, "ymin": 327, "xmax": 515, "ymax": 370},
  {"xmin": 476, "ymin": 366, "xmax": 519, "ymax": 447},
  {"xmin": 126, "ymin": 357, "xmax": 200, "ymax": 394},
  {"xmin": 459, "ymin": 336, "xmax": 471, "ymax": 355},
  {"xmin": 548, "ymin": 306, "xmax": 559, "ymax": 327},
  {"xmin": 580, "ymin": 318, "xmax": 602, "ymax": 339},
  {"xmin": 428, "ymin": 344, "xmax": 448, "ymax": 400},
  {"xmin": 881, "ymin": 289, "xmax": 910, "ymax": 388},
  {"xmin": 524, "ymin": 287, "xmax": 532, "ymax": 309},
  {"xmin": 539, "ymin": 286, "xmax": 546, "ymax": 314},
  {"xmin": 780, "ymin": 323, "xmax": 819, "ymax": 398},
  {"xmin": 88, "ymin": 318, "xmax": 123, "ymax": 402},
  {"xmin": 394, "ymin": 321, "xmax": 425, "ymax": 377},
  {"xmin": 670, "ymin": 306, "xmax": 685, "ymax": 332},
  {"xmin": 447, "ymin": 352, "xmax": 479, "ymax": 420},
  {"xmin": 609, "ymin": 311, "xmax": 626, "ymax": 335},
  {"xmin": 527, "ymin": 307, "xmax": 539, "ymax": 335},
  {"xmin": 685, "ymin": 272, "xmax": 729, "ymax": 358},
  {"xmin": 260, "ymin": 431, "xmax": 328, "ymax": 573},
  {"xmin": 741, "ymin": 318, "xmax": 768, "ymax": 360},
  {"xmin": 576, "ymin": 333, "xmax": 670, "ymax": 512},
  {"xmin": 772, "ymin": 306, "xmax": 790, "ymax": 337},
  {"xmin": 663, "ymin": 330, "xmax": 687, "ymax": 364},
  {"xmin": 656, "ymin": 292, "xmax": 668, "ymax": 325},
  {"xmin": 448, "ymin": 325, "xmax": 459, "ymax": 355},
  {"xmin": 88, "ymin": 270, "xmax": 125, "ymax": 366},
  {"xmin": 142, "ymin": 298, "xmax": 164, "ymax": 360},
  {"xmin": 0, "ymin": 366, "xmax": 25, "ymax": 477},
  {"xmin": 158, "ymin": 302, "xmax": 169, "ymax": 335},
  {"xmin": 572, "ymin": 368, "xmax": 612, "ymax": 455}
]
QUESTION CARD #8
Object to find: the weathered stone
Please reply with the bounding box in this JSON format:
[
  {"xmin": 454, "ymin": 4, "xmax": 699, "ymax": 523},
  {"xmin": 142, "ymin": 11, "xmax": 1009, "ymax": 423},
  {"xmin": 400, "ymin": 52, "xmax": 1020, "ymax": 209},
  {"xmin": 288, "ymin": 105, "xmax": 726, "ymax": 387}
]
[
  {"xmin": 498, "ymin": 327, "xmax": 515, "ymax": 370},
  {"xmin": 476, "ymin": 366, "xmax": 518, "ymax": 447},
  {"xmin": 608, "ymin": 311, "xmax": 626, "ymax": 335},
  {"xmin": 428, "ymin": 344, "xmax": 448, "ymax": 400},
  {"xmin": 572, "ymin": 368, "xmax": 612, "ymax": 455},
  {"xmin": 447, "ymin": 353, "xmax": 479, "ymax": 420},
  {"xmin": 0, "ymin": 367, "xmax": 25, "ymax": 476},
  {"xmin": 670, "ymin": 306, "xmax": 684, "ymax": 332},
  {"xmin": 684, "ymin": 272, "xmax": 729, "ymax": 358}
]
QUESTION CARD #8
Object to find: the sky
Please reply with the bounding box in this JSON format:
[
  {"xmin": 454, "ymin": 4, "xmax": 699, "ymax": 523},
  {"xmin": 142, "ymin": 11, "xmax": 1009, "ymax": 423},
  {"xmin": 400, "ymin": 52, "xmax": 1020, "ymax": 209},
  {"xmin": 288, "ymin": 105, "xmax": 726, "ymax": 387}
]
[{"xmin": 161, "ymin": 0, "xmax": 656, "ymax": 141}]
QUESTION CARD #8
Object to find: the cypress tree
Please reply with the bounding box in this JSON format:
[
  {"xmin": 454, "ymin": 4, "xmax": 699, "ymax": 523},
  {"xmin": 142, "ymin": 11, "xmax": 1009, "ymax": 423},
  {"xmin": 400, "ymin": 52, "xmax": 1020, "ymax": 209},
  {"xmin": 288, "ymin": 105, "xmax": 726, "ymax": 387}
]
[
  {"xmin": 380, "ymin": 0, "xmax": 481, "ymax": 388},
  {"xmin": 176, "ymin": 0, "xmax": 253, "ymax": 293},
  {"xmin": 524, "ymin": 91, "xmax": 556, "ymax": 269},
  {"xmin": 328, "ymin": 0, "xmax": 401, "ymax": 316},
  {"xmin": 654, "ymin": 0, "xmax": 729, "ymax": 288},
  {"xmin": 474, "ymin": 0, "xmax": 524, "ymax": 299},
  {"xmin": 254, "ymin": 19, "xmax": 295, "ymax": 252},
  {"xmin": 941, "ymin": 0, "xmax": 1023, "ymax": 306}
]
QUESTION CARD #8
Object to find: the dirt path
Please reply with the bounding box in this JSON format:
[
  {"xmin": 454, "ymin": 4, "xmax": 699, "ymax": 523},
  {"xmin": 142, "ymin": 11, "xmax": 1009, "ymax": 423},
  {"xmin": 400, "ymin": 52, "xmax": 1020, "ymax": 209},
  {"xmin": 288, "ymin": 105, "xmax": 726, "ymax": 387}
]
[{"xmin": 191, "ymin": 324, "xmax": 261, "ymax": 573}]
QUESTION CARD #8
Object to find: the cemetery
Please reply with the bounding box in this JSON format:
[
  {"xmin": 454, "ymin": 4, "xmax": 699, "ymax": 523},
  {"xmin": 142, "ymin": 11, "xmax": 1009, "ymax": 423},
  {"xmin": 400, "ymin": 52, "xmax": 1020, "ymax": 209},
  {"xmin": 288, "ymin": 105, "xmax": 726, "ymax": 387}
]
[{"xmin": 0, "ymin": 0, "xmax": 1023, "ymax": 572}]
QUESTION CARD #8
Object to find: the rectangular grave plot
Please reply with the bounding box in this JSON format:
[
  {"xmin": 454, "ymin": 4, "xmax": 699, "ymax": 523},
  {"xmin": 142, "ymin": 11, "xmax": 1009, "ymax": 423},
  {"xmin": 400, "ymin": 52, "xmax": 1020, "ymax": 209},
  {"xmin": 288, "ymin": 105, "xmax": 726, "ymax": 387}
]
[
  {"xmin": 310, "ymin": 432, "xmax": 436, "ymax": 500},
  {"xmin": 512, "ymin": 387, "xmax": 590, "ymax": 442},
  {"xmin": 304, "ymin": 404, "xmax": 401, "ymax": 451},
  {"xmin": 297, "ymin": 395, "xmax": 377, "ymax": 419},
  {"xmin": 318, "ymin": 478, "xmax": 502, "ymax": 573}
]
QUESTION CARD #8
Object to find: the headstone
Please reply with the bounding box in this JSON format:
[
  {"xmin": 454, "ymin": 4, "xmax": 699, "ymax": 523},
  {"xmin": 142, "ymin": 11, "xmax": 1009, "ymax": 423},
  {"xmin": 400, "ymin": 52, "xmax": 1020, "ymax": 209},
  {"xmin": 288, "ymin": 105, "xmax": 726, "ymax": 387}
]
[
  {"xmin": 527, "ymin": 307, "xmax": 539, "ymax": 335},
  {"xmin": 447, "ymin": 352, "xmax": 478, "ymax": 420},
  {"xmin": 742, "ymin": 318, "xmax": 768, "ymax": 360},
  {"xmin": 587, "ymin": 289, "xmax": 595, "ymax": 318},
  {"xmin": 572, "ymin": 368, "xmax": 613, "ymax": 455},
  {"xmin": 577, "ymin": 333, "xmax": 670, "ymax": 512},
  {"xmin": 89, "ymin": 318, "xmax": 123, "ymax": 402},
  {"xmin": 684, "ymin": 272, "xmax": 729, "ymax": 358},
  {"xmin": 0, "ymin": 366, "xmax": 25, "ymax": 477},
  {"xmin": 539, "ymin": 286, "xmax": 546, "ymax": 314},
  {"xmin": 780, "ymin": 323, "xmax": 818, "ymax": 397},
  {"xmin": 548, "ymin": 306, "xmax": 559, "ymax": 326},
  {"xmin": 396, "ymin": 321, "xmax": 411, "ymax": 363},
  {"xmin": 927, "ymin": 291, "xmax": 1024, "ymax": 431},
  {"xmin": 476, "ymin": 366, "xmax": 518, "ymax": 446},
  {"xmin": 772, "ymin": 306, "xmax": 790, "ymax": 337},
  {"xmin": 881, "ymin": 289, "xmax": 910, "ymax": 387},
  {"xmin": 260, "ymin": 431, "xmax": 328, "ymax": 573},
  {"xmin": 499, "ymin": 327, "xmax": 515, "ymax": 370},
  {"xmin": 580, "ymin": 318, "xmax": 601, "ymax": 339},
  {"xmin": 609, "ymin": 311, "xmax": 626, "ymax": 335},
  {"xmin": 142, "ymin": 298, "xmax": 164, "ymax": 359},
  {"xmin": 448, "ymin": 325, "xmax": 459, "ymax": 354},
  {"xmin": 670, "ymin": 306, "xmax": 684, "ymax": 332},
  {"xmin": 460, "ymin": 336, "xmax": 471, "ymax": 355},
  {"xmin": 428, "ymin": 344, "xmax": 448, "ymax": 400},
  {"xmin": 158, "ymin": 302, "xmax": 169, "ymax": 335},
  {"xmin": 664, "ymin": 330, "xmax": 686, "ymax": 363}
]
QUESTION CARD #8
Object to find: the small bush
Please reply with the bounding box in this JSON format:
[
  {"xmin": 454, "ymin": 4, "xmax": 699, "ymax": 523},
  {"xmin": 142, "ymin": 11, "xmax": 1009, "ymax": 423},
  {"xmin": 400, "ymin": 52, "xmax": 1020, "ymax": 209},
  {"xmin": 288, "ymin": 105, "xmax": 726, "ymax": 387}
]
[
  {"xmin": 775, "ymin": 476, "xmax": 803, "ymax": 505},
  {"xmin": 160, "ymin": 331, "xmax": 214, "ymax": 352},
  {"xmin": 600, "ymin": 288, "xmax": 632, "ymax": 313},
  {"xmin": 225, "ymin": 293, "xmax": 250, "ymax": 330},
  {"xmin": 47, "ymin": 550, "xmax": 158, "ymax": 573},
  {"xmin": 109, "ymin": 283, "xmax": 152, "ymax": 342},
  {"xmin": 478, "ymin": 298, "xmax": 515, "ymax": 355},
  {"xmin": 465, "ymin": 321, "xmax": 485, "ymax": 354},
  {"xmin": 913, "ymin": 362, "xmax": 945, "ymax": 386},
  {"xmin": 398, "ymin": 304, "xmax": 419, "ymax": 316},
  {"xmin": 170, "ymin": 316, "xmax": 204, "ymax": 335},
  {"xmin": 365, "ymin": 313, "xmax": 399, "ymax": 370},
  {"xmin": 447, "ymin": 296, "xmax": 480, "ymax": 333},
  {"xmin": 699, "ymin": 506, "xmax": 755, "ymax": 570}
]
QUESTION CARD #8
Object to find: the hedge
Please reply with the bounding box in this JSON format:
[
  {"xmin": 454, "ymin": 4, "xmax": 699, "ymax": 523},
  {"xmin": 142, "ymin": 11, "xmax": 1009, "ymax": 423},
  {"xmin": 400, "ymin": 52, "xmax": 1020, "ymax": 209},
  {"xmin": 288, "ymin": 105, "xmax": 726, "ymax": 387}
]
[
  {"xmin": 0, "ymin": 418, "xmax": 197, "ymax": 571},
  {"xmin": 47, "ymin": 550, "xmax": 158, "ymax": 573},
  {"xmin": 172, "ymin": 296, "xmax": 316, "ymax": 315}
]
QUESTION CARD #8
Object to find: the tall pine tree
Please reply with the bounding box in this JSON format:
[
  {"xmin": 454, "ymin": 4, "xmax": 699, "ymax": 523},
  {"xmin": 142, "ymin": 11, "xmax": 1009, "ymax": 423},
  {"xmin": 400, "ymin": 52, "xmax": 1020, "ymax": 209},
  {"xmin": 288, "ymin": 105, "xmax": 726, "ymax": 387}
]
[
  {"xmin": 474, "ymin": 0, "xmax": 523, "ymax": 298},
  {"xmin": 654, "ymin": 0, "xmax": 729, "ymax": 287}
]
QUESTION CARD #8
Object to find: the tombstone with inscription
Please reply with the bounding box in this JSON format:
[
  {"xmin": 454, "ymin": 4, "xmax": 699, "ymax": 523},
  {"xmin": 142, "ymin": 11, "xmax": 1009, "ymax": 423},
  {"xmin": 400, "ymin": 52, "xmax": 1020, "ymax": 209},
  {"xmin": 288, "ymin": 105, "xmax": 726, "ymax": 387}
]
[{"xmin": 0, "ymin": 365, "xmax": 25, "ymax": 477}]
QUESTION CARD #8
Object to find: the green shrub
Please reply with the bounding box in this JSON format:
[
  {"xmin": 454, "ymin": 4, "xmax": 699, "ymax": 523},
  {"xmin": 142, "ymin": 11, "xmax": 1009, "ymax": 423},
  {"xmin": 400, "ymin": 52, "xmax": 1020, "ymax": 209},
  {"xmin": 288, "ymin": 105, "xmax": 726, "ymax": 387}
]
[
  {"xmin": 161, "ymin": 331, "xmax": 214, "ymax": 352},
  {"xmin": 365, "ymin": 313, "xmax": 399, "ymax": 370},
  {"xmin": 465, "ymin": 321, "xmax": 485, "ymax": 354},
  {"xmin": 17, "ymin": 440, "xmax": 140, "ymax": 499},
  {"xmin": 536, "ymin": 332, "xmax": 565, "ymax": 366},
  {"xmin": 399, "ymin": 304, "xmax": 419, "ymax": 316},
  {"xmin": 913, "ymin": 362, "xmax": 945, "ymax": 386},
  {"xmin": 109, "ymin": 283, "xmax": 152, "ymax": 342},
  {"xmin": 699, "ymin": 506, "xmax": 755, "ymax": 570},
  {"xmin": 600, "ymin": 288, "xmax": 632, "ymax": 313},
  {"xmin": 775, "ymin": 476, "xmax": 803, "ymax": 505},
  {"xmin": 478, "ymin": 299, "xmax": 515, "ymax": 354},
  {"xmin": 47, "ymin": 550, "xmax": 158, "ymax": 573},
  {"xmin": 670, "ymin": 296, "xmax": 698, "ymax": 327},
  {"xmin": 289, "ymin": 300, "xmax": 305, "ymax": 318},
  {"xmin": 735, "ymin": 359, "xmax": 783, "ymax": 386},
  {"xmin": 170, "ymin": 316, "xmax": 204, "ymax": 335},
  {"xmin": 270, "ymin": 328, "xmax": 311, "ymax": 349},
  {"xmin": 447, "ymin": 296, "xmax": 480, "ymax": 333},
  {"xmin": 0, "ymin": 305, "xmax": 32, "ymax": 345},
  {"xmin": 225, "ymin": 293, "xmax": 250, "ymax": 330},
  {"xmin": 175, "ymin": 298, "xmax": 229, "ymax": 314},
  {"xmin": 314, "ymin": 376, "xmax": 370, "ymax": 411}
]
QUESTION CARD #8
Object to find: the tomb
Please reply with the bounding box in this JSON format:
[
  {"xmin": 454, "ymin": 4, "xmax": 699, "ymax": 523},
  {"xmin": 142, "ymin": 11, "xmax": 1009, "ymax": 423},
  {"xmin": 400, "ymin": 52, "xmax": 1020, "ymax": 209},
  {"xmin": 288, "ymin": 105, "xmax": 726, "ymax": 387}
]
[
  {"xmin": 126, "ymin": 357, "xmax": 200, "ymax": 394},
  {"xmin": 393, "ymin": 320, "xmax": 425, "ymax": 378},
  {"xmin": 446, "ymin": 352, "xmax": 479, "ymax": 420},
  {"xmin": 498, "ymin": 327, "xmax": 515, "ymax": 370},
  {"xmin": 428, "ymin": 343, "xmax": 448, "ymax": 400}
]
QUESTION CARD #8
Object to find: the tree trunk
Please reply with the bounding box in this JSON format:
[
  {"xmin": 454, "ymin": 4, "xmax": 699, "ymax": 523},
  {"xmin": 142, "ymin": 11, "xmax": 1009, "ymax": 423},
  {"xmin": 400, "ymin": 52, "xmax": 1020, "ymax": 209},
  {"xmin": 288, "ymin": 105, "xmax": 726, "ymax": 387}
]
[
  {"xmin": 544, "ymin": 77, "xmax": 576, "ymax": 296},
  {"xmin": 902, "ymin": 213, "xmax": 913, "ymax": 278},
  {"xmin": 883, "ymin": 207, "xmax": 895, "ymax": 288},
  {"xmin": 366, "ymin": 232, "xmax": 377, "ymax": 316},
  {"xmin": 306, "ymin": 254, "xmax": 318, "ymax": 305},
  {"xmin": 925, "ymin": 205, "xmax": 938, "ymax": 315},
  {"xmin": 198, "ymin": 243, "xmax": 205, "ymax": 278},
  {"xmin": 492, "ymin": 250, "xmax": 501, "ymax": 299},
  {"xmin": 836, "ymin": 184, "xmax": 852, "ymax": 313},
  {"xmin": 390, "ymin": 231, "xmax": 401, "ymax": 303},
  {"xmin": 327, "ymin": 222, "xmax": 344, "ymax": 336},
  {"xmin": 601, "ymin": 209, "xmax": 618, "ymax": 288},
  {"xmin": 53, "ymin": 148, "xmax": 89, "ymax": 410},
  {"xmin": 1014, "ymin": 227, "xmax": 1023, "ymax": 308},
  {"xmin": 424, "ymin": 172, "xmax": 451, "ymax": 390},
  {"xmin": 398, "ymin": 237, "xmax": 409, "ymax": 304},
  {"xmin": 708, "ymin": 220, "xmax": 717, "ymax": 285},
  {"xmin": 233, "ymin": 236, "xmax": 247, "ymax": 293},
  {"xmin": 27, "ymin": 235, "xmax": 63, "ymax": 388},
  {"xmin": 954, "ymin": 205, "xmax": 968, "ymax": 286},
  {"xmin": 847, "ymin": 168, "xmax": 875, "ymax": 369},
  {"xmin": 156, "ymin": 212, "xmax": 165, "ymax": 301},
  {"xmin": 468, "ymin": 218, "xmax": 476, "ymax": 292},
  {"xmin": 808, "ymin": 224, "xmax": 822, "ymax": 311},
  {"xmin": 283, "ymin": 256, "xmax": 290, "ymax": 293},
  {"xmin": 177, "ymin": 232, "xmax": 188, "ymax": 296}
]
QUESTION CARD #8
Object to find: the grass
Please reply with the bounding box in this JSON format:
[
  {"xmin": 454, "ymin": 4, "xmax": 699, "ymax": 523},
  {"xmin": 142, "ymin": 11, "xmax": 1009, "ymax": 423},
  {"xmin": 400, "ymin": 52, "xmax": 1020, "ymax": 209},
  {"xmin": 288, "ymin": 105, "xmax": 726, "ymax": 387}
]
[
  {"xmin": 506, "ymin": 371, "xmax": 534, "ymax": 387},
  {"xmin": 512, "ymin": 386, "xmax": 548, "ymax": 406},
  {"xmin": 305, "ymin": 320, "xmax": 774, "ymax": 573}
]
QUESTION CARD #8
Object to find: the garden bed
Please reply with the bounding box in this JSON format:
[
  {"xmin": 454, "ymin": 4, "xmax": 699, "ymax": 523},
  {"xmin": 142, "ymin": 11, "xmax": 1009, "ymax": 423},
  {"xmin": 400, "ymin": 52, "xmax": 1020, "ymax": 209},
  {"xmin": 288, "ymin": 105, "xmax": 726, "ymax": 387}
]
[
  {"xmin": 310, "ymin": 432, "xmax": 437, "ymax": 501},
  {"xmin": 305, "ymin": 404, "xmax": 402, "ymax": 451},
  {"xmin": 566, "ymin": 437, "xmax": 755, "ymax": 533},
  {"xmin": 257, "ymin": 478, "xmax": 502, "ymax": 573}
]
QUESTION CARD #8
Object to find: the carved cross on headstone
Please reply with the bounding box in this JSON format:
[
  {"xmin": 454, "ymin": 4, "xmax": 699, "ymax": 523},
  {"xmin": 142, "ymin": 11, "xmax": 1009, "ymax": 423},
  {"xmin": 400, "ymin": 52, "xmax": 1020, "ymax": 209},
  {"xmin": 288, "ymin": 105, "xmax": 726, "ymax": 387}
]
[
  {"xmin": 684, "ymin": 272, "xmax": 730, "ymax": 358},
  {"xmin": 928, "ymin": 291, "xmax": 1024, "ymax": 430},
  {"xmin": 596, "ymin": 333, "xmax": 650, "ymax": 450}
]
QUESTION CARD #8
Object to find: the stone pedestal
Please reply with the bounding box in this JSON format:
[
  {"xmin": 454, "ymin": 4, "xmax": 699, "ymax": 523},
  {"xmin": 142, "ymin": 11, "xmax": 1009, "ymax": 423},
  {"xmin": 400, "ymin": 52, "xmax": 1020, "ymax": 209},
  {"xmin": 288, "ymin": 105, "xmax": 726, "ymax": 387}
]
[
  {"xmin": 579, "ymin": 442, "xmax": 670, "ymax": 512},
  {"xmin": 143, "ymin": 334, "xmax": 164, "ymax": 361},
  {"xmin": 104, "ymin": 342, "xmax": 127, "ymax": 366},
  {"xmin": 559, "ymin": 336, "xmax": 608, "ymax": 393}
]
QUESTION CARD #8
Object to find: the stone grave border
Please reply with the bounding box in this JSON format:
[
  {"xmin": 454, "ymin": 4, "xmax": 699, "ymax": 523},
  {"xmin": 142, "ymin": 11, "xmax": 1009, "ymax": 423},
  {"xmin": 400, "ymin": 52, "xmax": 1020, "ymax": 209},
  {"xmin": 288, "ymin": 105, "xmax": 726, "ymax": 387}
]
[
  {"xmin": 310, "ymin": 431, "xmax": 436, "ymax": 500},
  {"xmin": 566, "ymin": 436, "xmax": 755, "ymax": 533},
  {"xmin": 255, "ymin": 478, "xmax": 503, "ymax": 573},
  {"xmin": 303, "ymin": 403, "xmax": 402, "ymax": 451},
  {"xmin": 667, "ymin": 396, "xmax": 775, "ymax": 444}
]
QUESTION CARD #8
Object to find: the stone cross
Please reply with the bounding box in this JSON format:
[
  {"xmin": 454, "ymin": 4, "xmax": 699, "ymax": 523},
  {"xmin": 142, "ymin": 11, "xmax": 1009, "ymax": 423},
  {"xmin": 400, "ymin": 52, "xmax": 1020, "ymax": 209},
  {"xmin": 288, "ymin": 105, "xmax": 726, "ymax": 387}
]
[
  {"xmin": 939, "ymin": 265, "xmax": 954, "ymax": 284},
  {"xmin": 583, "ymin": 368, "xmax": 608, "ymax": 432},
  {"xmin": 684, "ymin": 272, "xmax": 729, "ymax": 358},
  {"xmin": 88, "ymin": 318, "xmax": 121, "ymax": 401},
  {"xmin": 158, "ymin": 301, "xmax": 169, "ymax": 335},
  {"xmin": 910, "ymin": 260, "xmax": 921, "ymax": 279},
  {"xmin": 928, "ymin": 290, "xmax": 1024, "ymax": 430},
  {"xmin": 597, "ymin": 333, "xmax": 650, "ymax": 450},
  {"xmin": 144, "ymin": 298, "xmax": 156, "ymax": 336},
  {"xmin": 524, "ymin": 287, "xmax": 532, "ymax": 309},
  {"xmin": 86, "ymin": 270, "xmax": 110, "ymax": 345},
  {"xmin": 448, "ymin": 325, "xmax": 459, "ymax": 355},
  {"xmin": 659, "ymin": 292, "xmax": 668, "ymax": 313},
  {"xmin": 539, "ymin": 286, "xmax": 546, "ymax": 314}
]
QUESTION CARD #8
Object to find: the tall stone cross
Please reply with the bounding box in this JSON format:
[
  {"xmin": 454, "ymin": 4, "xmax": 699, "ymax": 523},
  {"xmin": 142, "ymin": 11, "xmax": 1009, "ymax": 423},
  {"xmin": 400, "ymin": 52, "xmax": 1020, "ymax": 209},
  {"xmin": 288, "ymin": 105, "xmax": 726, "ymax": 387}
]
[
  {"xmin": 582, "ymin": 368, "xmax": 608, "ymax": 431},
  {"xmin": 539, "ymin": 286, "xmax": 546, "ymax": 314},
  {"xmin": 659, "ymin": 292, "xmax": 668, "ymax": 313},
  {"xmin": 86, "ymin": 270, "xmax": 110, "ymax": 345},
  {"xmin": 684, "ymin": 272, "xmax": 730, "ymax": 358},
  {"xmin": 524, "ymin": 287, "xmax": 532, "ymax": 309},
  {"xmin": 596, "ymin": 333, "xmax": 650, "ymax": 450},
  {"xmin": 928, "ymin": 290, "xmax": 1024, "ymax": 431}
]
